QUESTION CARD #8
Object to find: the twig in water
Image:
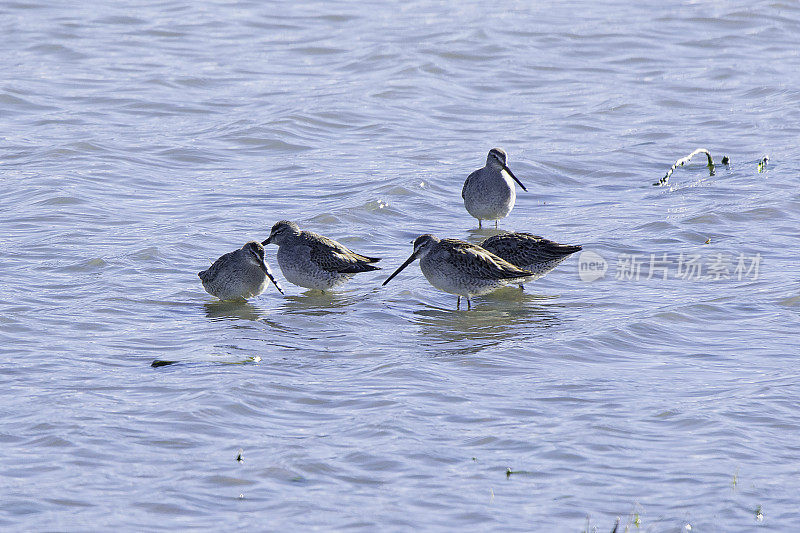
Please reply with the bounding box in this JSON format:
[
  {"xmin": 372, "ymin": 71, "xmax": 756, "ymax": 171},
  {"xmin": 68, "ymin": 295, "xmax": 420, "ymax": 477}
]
[{"xmin": 654, "ymin": 148, "xmax": 716, "ymax": 186}]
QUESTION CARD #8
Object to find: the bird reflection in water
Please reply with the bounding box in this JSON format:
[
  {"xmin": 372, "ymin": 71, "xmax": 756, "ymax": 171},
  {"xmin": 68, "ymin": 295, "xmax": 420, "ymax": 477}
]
[
  {"xmin": 203, "ymin": 300, "xmax": 266, "ymax": 321},
  {"xmin": 278, "ymin": 288, "xmax": 380, "ymax": 316},
  {"xmin": 411, "ymin": 289, "xmax": 561, "ymax": 356},
  {"xmin": 202, "ymin": 300, "xmax": 287, "ymax": 335}
]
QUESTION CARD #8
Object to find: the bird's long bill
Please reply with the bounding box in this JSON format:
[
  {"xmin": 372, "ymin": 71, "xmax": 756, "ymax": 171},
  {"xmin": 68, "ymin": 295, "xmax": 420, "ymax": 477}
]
[
  {"xmin": 503, "ymin": 164, "xmax": 528, "ymax": 192},
  {"xmin": 261, "ymin": 236, "xmax": 271, "ymax": 245},
  {"xmin": 258, "ymin": 260, "xmax": 284, "ymax": 294},
  {"xmin": 382, "ymin": 251, "xmax": 418, "ymax": 286}
]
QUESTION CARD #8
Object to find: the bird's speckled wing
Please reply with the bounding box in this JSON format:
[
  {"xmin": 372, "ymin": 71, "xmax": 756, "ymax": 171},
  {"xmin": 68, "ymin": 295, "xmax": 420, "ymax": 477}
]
[
  {"xmin": 461, "ymin": 169, "xmax": 479, "ymax": 199},
  {"xmin": 198, "ymin": 249, "xmax": 236, "ymax": 281},
  {"xmin": 481, "ymin": 233, "xmax": 582, "ymax": 268},
  {"xmin": 440, "ymin": 239, "xmax": 531, "ymax": 280},
  {"xmin": 304, "ymin": 232, "xmax": 381, "ymax": 274}
]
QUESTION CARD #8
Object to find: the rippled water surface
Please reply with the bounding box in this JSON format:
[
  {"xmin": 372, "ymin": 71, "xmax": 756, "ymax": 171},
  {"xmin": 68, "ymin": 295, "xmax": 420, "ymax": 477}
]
[{"xmin": 2, "ymin": 0, "xmax": 800, "ymax": 530}]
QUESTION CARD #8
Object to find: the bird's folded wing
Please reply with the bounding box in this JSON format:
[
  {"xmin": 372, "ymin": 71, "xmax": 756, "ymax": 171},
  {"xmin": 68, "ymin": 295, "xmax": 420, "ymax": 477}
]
[
  {"xmin": 446, "ymin": 240, "xmax": 531, "ymax": 280},
  {"xmin": 309, "ymin": 236, "xmax": 380, "ymax": 273}
]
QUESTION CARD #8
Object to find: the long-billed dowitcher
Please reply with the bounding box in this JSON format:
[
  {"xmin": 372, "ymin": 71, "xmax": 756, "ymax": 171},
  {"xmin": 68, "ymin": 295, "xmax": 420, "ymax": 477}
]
[
  {"xmin": 262, "ymin": 220, "xmax": 380, "ymax": 292},
  {"xmin": 199, "ymin": 241, "xmax": 284, "ymax": 300},
  {"xmin": 480, "ymin": 232, "xmax": 582, "ymax": 289},
  {"xmin": 462, "ymin": 148, "xmax": 528, "ymax": 228},
  {"xmin": 382, "ymin": 234, "xmax": 532, "ymax": 309}
]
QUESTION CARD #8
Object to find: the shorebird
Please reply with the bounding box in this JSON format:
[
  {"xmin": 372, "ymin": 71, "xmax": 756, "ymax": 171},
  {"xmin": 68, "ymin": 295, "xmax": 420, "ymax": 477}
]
[
  {"xmin": 480, "ymin": 232, "xmax": 582, "ymax": 289},
  {"xmin": 262, "ymin": 220, "xmax": 380, "ymax": 291},
  {"xmin": 462, "ymin": 148, "xmax": 528, "ymax": 228},
  {"xmin": 382, "ymin": 234, "xmax": 532, "ymax": 310},
  {"xmin": 199, "ymin": 241, "xmax": 284, "ymax": 300}
]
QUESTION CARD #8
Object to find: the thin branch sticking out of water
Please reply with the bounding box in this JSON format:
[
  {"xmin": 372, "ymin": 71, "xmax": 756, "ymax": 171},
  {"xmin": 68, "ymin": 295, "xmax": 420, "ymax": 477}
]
[
  {"xmin": 757, "ymin": 155, "xmax": 769, "ymax": 173},
  {"xmin": 654, "ymin": 148, "xmax": 719, "ymax": 186}
]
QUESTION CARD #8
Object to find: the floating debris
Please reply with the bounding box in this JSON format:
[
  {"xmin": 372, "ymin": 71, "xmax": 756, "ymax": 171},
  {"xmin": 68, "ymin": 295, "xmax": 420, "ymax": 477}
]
[
  {"xmin": 721, "ymin": 155, "xmax": 730, "ymax": 165},
  {"xmin": 504, "ymin": 467, "xmax": 528, "ymax": 478},
  {"xmin": 236, "ymin": 448, "xmax": 244, "ymax": 463},
  {"xmin": 755, "ymin": 504, "xmax": 764, "ymax": 522},
  {"xmin": 757, "ymin": 156, "xmax": 769, "ymax": 173},
  {"xmin": 655, "ymin": 148, "xmax": 718, "ymax": 186},
  {"xmin": 704, "ymin": 238, "xmax": 711, "ymax": 244},
  {"xmin": 151, "ymin": 360, "xmax": 178, "ymax": 368}
]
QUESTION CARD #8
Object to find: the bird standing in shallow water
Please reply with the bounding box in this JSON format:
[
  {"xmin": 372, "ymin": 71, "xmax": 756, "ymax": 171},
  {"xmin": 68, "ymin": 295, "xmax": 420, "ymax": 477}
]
[
  {"xmin": 480, "ymin": 232, "xmax": 582, "ymax": 289},
  {"xmin": 263, "ymin": 220, "xmax": 380, "ymax": 292},
  {"xmin": 462, "ymin": 148, "xmax": 528, "ymax": 228},
  {"xmin": 199, "ymin": 241, "xmax": 283, "ymax": 300},
  {"xmin": 382, "ymin": 234, "xmax": 532, "ymax": 310}
]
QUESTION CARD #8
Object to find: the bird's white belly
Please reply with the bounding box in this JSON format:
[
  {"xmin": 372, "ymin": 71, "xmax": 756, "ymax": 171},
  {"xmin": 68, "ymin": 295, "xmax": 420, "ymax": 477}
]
[
  {"xmin": 202, "ymin": 269, "xmax": 267, "ymax": 300},
  {"xmin": 464, "ymin": 175, "xmax": 516, "ymax": 220},
  {"xmin": 420, "ymin": 258, "xmax": 508, "ymax": 297}
]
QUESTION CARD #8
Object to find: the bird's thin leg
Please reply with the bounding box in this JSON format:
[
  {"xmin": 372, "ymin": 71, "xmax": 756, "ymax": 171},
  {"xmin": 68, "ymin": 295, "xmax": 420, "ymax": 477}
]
[
  {"xmin": 494, "ymin": 220, "xmax": 498, "ymax": 228},
  {"xmin": 467, "ymin": 297, "xmax": 472, "ymax": 310},
  {"xmin": 478, "ymin": 219, "xmax": 482, "ymax": 229},
  {"xmin": 519, "ymin": 283, "xmax": 525, "ymax": 290},
  {"xmin": 457, "ymin": 296, "xmax": 461, "ymax": 310}
]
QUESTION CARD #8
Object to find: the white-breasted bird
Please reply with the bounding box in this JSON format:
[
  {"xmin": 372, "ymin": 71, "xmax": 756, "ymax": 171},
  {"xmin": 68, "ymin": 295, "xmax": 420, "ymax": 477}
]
[
  {"xmin": 199, "ymin": 241, "xmax": 283, "ymax": 300},
  {"xmin": 462, "ymin": 148, "xmax": 528, "ymax": 228},
  {"xmin": 382, "ymin": 234, "xmax": 531, "ymax": 310},
  {"xmin": 263, "ymin": 220, "xmax": 380, "ymax": 292}
]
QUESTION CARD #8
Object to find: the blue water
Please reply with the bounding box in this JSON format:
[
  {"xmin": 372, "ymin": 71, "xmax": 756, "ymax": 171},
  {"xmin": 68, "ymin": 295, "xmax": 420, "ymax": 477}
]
[{"xmin": 2, "ymin": 1, "xmax": 800, "ymax": 530}]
